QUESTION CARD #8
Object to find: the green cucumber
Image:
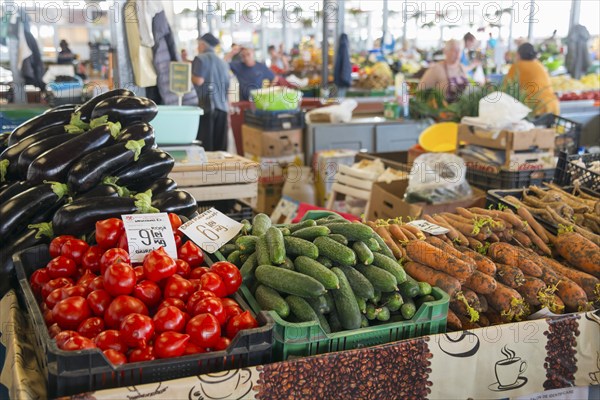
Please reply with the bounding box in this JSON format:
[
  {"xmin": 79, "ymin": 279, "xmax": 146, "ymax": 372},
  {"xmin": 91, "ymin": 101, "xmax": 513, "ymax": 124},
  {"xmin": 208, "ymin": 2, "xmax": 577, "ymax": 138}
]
[
  {"xmin": 330, "ymin": 268, "xmax": 362, "ymax": 330},
  {"xmin": 240, "ymin": 219, "xmax": 252, "ymax": 235},
  {"xmin": 377, "ymin": 306, "xmax": 391, "ymax": 321},
  {"xmin": 294, "ymin": 256, "xmax": 340, "ymax": 289},
  {"xmin": 354, "ymin": 265, "xmax": 398, "ymax": 293},
  {"xmin": 418, "ymin": 282, "xmax": 432, "ymax": 296},
  {"xmin": 283, "ymin": 236, "xmax": 319, "ymax": 259},
  {"xmin": 352, "ymin": 241, "xmax": 374, "ymax": 265},
  {"xmin": 278, "ymin": 227, "xmax": 291, "ymax": 236},
  {"xmin": 356, "ymin": 297, "xmax": 367, "ymax": 314},
  {"xmin": 365, "ymin": 238, "xmax": 381, "ymax": 252},
  {"xmin": 327, "ymin": 308, "xmax": 343, "ymax": 333},
  {"xmin": 314, "ymin": 236, "xmax": 356, "ymax": 266},
  {"xmin": 306, "ymin": 296, "xmax": 330, "ymax": 314},
  {"xmin": 415, "ymin": 294, "xmax": 436, "ymax": 309},
  {"xmin": 286, "ymin": 295, "xmax": 319, "ymax": 322},
  {"xmin": 361, "ymin": 314, "xmax": 369, "ymax": 328},
  {"xmin": 240, "ymin": 253, "xmax": 258, "ymax": 281},
  {"xmin": 327, "ymin": 234, "xmax": 348, "ymax": 246},
  {"xmin": 315, "ymin": 215, "xmax": 346, "ymax": 225},
  {"xmin": 398, "ymin": 280, "xmax": 420, "ymax": 299},
  {"xmin": 337, "ymin": 265, "xmax": 375, "ymax": 300},
  {"xmin": 255, "ymin": 265, "xmax": 326, "ymax": 298},
  {"xmin": 316, "ymin": 256, "xmax": 333, "ymax": 268},
  {"xmin": 288, "ymin": 219, "xmax": 317, "ymax": 233},
  {"xmin": 316, "ymin": 311, "xmax": 332, "ymax": 334},
  {"xmin": 255, "ymin": 285, "xmax": 290, "ymax": 318},
  {"xmin": 219, "ymin": 244, "xmax": 237, "ymax": 257},
  {"xmin": 281, "ymin": 257, "xmax": 295, "ymax": 271},
  {"xmin": 292, "ymin": 226, "xmax": 331, "ymax": 241},
  {"xmin": 372, "ymin": 233, "xmax": 395, "ymax": 259},
  {"xmin": 236, "ymin": 235, "xmax": 258, "ymax": 254},
  {"xmin": 266, "ymin": 227, "xmax": 285, "ymax": 265},
  {"xmin": 381, "ymin": 292, "xmax": 404, "ymax": 312},
  {"xmin": 227, "ymin": 250, "xmax": 242, "ymax": 265},
  {"xmin": 327, "ymin": 223, "xmax": 374, "ymax": 242},
  {"xmin": 372, "ymin": 253, "xmax": 407, "ymax": 284},
  {"xmin": 401, "ymin": 297, "xmax": 416, "ymax": 319},
  {"xmin": 372, "ymin": 290, "xmax": 382, "ymax": 304},
  {"xmin": 252, "ymin": 214, "xmax": 271, "ymax": 236},
  {"xmin": 256, "ymin": 236, "xmax": 271, "ymax": 266},
  {"xmin": 324, "ymin": 291, "xmax": 336, "ymax": 314},
  {"xmin": 365, "ymin": 303, "xmax": 378, "ymax": 320}
]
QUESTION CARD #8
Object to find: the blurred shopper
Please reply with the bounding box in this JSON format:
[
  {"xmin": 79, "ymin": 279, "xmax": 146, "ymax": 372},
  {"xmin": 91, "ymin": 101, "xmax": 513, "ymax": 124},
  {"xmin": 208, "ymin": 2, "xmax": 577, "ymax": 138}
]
[
  {"xmin": 57, "ymin": 39, "xmax": 75, "ymax": 64},
  {"xmin": 229, "ymin": 47, "xmax": 275, "ymax": 101},
  {"xmin": 268, "ymin": 45, "xmax": 290, "ymax": 74},
  {"xmin": 419, "ymin": 39, "xmax": 469, "ymax": 103},
  {"xmin": 191, "ymin": 33, "xmax": 231, "ymax": 151},
  {"xmin": 181, "ymin": 49, "xmax": 190, "ymax": 62},
  {"xmin": 566, "ymin": 24, "xmax": 591, "ymax": 79},
  {"xmin": 461, "ymin": 32, "xmax": 482, "ymax": 76},
  {"xmin": 505, "ymin": 43, "xmax": 559, "ymax": 116}
]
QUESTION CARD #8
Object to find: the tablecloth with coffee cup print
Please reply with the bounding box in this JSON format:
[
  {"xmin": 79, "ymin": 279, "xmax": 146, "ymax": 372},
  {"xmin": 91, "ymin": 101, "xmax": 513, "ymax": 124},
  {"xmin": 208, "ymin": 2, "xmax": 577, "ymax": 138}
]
[{"xmin": 1, "ymin": 291, "xmax": 598, "ymax": 400}]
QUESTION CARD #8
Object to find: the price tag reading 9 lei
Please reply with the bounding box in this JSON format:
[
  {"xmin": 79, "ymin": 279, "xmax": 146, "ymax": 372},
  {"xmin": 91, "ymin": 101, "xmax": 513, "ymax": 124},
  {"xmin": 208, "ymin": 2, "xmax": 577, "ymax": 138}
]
[
  {"xmin": 122, "ymin": 213, "xmax": 178, "ymax": 263},
  {"xmin": 178, "ymin": 208, "xmax": 242, "ymax": 254},
  {"xmin": 407, "ymin": 220, "xmax": 449, "ymax": 236}
]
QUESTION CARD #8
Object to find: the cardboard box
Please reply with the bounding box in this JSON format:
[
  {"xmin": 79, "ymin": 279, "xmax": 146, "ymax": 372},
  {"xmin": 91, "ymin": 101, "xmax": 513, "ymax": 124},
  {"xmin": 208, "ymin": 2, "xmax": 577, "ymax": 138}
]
[
  {"xmin": 458, "ymin": 124, "xmax": 555, "ymax": 151},
  {"xmin": 244, "ymin": 153, "xmax": 305, "ymax": 183},
  {"xmin": 367, "ymin": 180, "xmax": 486, "ymax": 221},
  {"xmin": 251, "ymin": 182, "xmax": 284, "ymax": 215},
  {"xmin": 459, "ymin": 149, "xmax": 556, "ymax": 172},
  {"xmin": 242, "ymin": 124, "xmax": 303, "ymax": 157}
]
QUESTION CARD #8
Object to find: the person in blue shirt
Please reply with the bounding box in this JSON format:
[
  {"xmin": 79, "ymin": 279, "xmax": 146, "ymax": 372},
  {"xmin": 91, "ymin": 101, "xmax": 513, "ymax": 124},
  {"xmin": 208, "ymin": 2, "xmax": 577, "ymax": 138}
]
[
  {"xmin": 460, "ymin": 32, "xmax": 481, "ymax": 77},
  {"xmin": 228, "ymin": 47, "xmax": 275, "ymax": 101}
]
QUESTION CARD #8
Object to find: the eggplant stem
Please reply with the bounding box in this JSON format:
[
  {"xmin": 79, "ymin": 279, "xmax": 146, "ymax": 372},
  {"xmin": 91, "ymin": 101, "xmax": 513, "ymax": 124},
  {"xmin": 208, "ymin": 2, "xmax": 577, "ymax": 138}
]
[
  {"xmin": 125, "ymin": 139, "xmax": 146, "ymax": 161},
  {"xmin": 28, "ymin": 222, "xmax": 54, "ymax": 239},
  {"xmin": 0, "ymin": 159, "xmax": 9, "ymax": 182}
]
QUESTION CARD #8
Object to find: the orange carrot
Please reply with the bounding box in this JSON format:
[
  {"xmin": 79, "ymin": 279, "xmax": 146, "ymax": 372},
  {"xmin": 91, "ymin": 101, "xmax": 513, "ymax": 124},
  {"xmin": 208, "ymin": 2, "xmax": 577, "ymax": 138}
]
[
  {"xmin": 446, "ymin": 309, "xmax": 462, "ymax": 331},
  {"xmin": 402, "ymin": 224, "xmax": 426, "ymax": 240},
  {"xmin": 456, "ymin": 314, "xmax": 481, "ymax": 330},
  {"xmin": 496, "ymin": 263, "xmax": 526, "ymax": 288},
  {"xmin": 488, "ymin": 243, "xmax": 542, "ymax": 277},
  {"xmin": 555, "ymin": 277, "xmax": 589, "ymax": 312},
  {"xmin": 516, "ymin": 276, "xmax": 546, "ymax": 306},
  {"xmin": 478, "ymin": 314, "xmax": 491, "ymax": 327},
  {"xmin": 406, "ymin": 241, "xmax": 475, "ymax": 283},
  {"xmin": 467, "ymin": 237, "xmax": 483, "ymax": 250},
  {"xmin": 432, "ymin": 215, "xmax": 469, "ymax": 245},
  {"xmin": 388, "ymin": 224, "xmax": 409, "ymax": 243},
  {"xmin": 404, "ymin": 261, "xmax": 462, "ymax": 297},
  {"xmin": 464, "ymin": 270, "xmax": 498, "ymax": 294},
  {"xmin": 425, "ymin": 236, "xmax": 476, "ymax": 270},
  {"xmin": 483, "ymin": 282, "xmax": 529, "ymax": 321},
  {"xmin": 477, "ymin": 293, "xmax": 489, "ymax": 312},
  {"xmin": 458, "ymin": 246, "xmax": 497, "ymax": 276},
  {"xmin": 517, "ymin": 206, "xmax": 549, "ymax": 243},
  {"xmin": 462, "ymin": 289, "xmax": 483, "ymax": 312},
  {"xmin": 550, "ymin": 232, "xmax": 600, "ymax": 278},
  {"xmin": 543, "ymin": 257, "xmax": 600, "ymax": 301},
  {"xmin": 399, "ymin": 226, "xmax": 417, "ymax": 241},
  {"xmin": 376, "ymin": 226, "xmax": 404, "ymax": 260},
  {"xmin": 512, "ymin": 230, "xmax": 532, "ymax": 247},
  {"xmin": 523, "ymin": 225, "xmax": 552, "ymax": 256}
]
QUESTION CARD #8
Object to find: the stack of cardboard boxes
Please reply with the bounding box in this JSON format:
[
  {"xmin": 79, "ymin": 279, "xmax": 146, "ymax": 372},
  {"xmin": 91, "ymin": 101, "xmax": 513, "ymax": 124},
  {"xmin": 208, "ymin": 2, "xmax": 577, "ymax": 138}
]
[{"xmin": 242, "ymin": 119, "xmax": 304, "ymax": 214}]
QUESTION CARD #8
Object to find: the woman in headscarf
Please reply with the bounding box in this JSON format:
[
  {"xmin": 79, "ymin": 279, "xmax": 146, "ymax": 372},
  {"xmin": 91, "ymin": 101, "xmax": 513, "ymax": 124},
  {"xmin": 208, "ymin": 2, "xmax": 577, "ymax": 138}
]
[
  {"xmin": 505, "ymin": 43, "xmax": 559, "ymax": 116},
  {"xmin": 419, "ymin": 39, "xmax": 470, "ymax": 103}
]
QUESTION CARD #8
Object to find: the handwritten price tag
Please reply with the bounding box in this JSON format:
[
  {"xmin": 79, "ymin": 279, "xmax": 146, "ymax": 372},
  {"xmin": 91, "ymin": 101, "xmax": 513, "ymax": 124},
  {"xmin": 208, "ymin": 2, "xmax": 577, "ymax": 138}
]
[
  {"xmin": 178, "ymin": 208, "xmax": 242, "ymax": 254},
  {"xmin": 407, "ymin": 220, "xmax": 449, "ymax": 236},
  {"xmin": 122, "ymin": 213, "xmax": 178, "ymax": 263}
]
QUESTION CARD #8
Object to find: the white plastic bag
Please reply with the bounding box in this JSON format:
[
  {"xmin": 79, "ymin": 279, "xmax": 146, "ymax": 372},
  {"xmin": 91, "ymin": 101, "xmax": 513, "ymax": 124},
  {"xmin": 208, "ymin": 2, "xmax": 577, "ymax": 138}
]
[
  {"xmin": 405, "ymin": 153, "xmax": 473, "ymax": 204},
  {"xmin": 478, "ymin": 92, "xmax": 531, "ymax": 130},
  {"xmin": 306, "ymin": 99, "xmax": 358, "ymax": 124}
]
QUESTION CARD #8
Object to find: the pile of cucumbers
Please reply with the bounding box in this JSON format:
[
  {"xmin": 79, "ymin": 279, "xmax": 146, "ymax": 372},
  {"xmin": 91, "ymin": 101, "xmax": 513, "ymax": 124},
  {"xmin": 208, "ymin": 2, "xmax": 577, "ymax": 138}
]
[{"xmin": 220, "ymin": 213, "xmax": 438, "ymax": 334}]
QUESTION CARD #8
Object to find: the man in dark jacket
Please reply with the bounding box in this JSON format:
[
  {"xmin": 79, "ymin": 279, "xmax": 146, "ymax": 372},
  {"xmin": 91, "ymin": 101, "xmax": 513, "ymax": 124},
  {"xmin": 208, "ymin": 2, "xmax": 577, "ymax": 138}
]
[{"xmin": 192, "ymin": 33, "xmax": 231, "ymax": 151}]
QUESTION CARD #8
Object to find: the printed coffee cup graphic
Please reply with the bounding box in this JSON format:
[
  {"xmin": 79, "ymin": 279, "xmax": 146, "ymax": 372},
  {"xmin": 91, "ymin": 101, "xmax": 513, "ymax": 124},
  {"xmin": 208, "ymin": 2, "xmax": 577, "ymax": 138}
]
[
  {"xmin": 589, "ymin": 351, "xmax": 600, "ymax": 385},
  {"xmin": 489, "ymin": 345, "xmax": 528, "ymax": 391}
]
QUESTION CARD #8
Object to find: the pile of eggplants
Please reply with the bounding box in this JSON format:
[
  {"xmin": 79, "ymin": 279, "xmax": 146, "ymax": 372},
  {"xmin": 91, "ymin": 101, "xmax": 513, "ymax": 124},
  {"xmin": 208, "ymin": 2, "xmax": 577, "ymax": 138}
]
[{"xmin": 0, "ymin": 90, "xmax": 199, "ymax": 297}]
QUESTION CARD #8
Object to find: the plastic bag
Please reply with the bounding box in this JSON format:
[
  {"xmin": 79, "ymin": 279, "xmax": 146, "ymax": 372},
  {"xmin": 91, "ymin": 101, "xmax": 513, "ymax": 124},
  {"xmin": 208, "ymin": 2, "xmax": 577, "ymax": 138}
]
[
  {"xmin": 478, "ymin": 92, "xmax": 531, "ymax": 129},
  {"xmin": 405, "ymin": 153, "xmax": 473, "ymax": 204},
  {"xmin": 305, "ymin": 99, "xmax": 358, "ymax": 124}
]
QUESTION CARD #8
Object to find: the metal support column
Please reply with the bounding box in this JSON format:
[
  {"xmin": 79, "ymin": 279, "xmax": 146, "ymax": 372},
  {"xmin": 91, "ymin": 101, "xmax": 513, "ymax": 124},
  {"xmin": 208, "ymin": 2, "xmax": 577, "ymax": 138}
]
[
  {"xmin": 282, "ymin": 0, "xmax": 288, "ymax": 52},
  {"xmin": 110, "ymin": 0, "xmax": 144, "ymax": 95},
  {"xmin": 382, "ymin": 0, "xmax": 389, "ymax": 45},
  {"xmin": 402, "ymin": 0, "xmax": 408, "ymax": 49},
  {"xmin": 527, "ymin": 0, "xmax": 535, "ymax": 41},
  {"xmin": 569, "ymin": 0, "xmax": 581, "ymax": 32},
  {"xmin": 196, "ymin": 0, "xmax": 202, "ymax": 36},
  {"xmin": 321, "ymin": 0, "xmax": 333, "ymax": 98}
]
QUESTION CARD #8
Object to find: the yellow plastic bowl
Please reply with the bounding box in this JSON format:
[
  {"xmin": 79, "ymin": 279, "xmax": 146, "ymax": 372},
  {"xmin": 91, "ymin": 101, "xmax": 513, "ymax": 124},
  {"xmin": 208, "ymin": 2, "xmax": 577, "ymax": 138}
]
[{"xmin": 418, "ymin": 122, "xmax": 459, "ymax": 152}]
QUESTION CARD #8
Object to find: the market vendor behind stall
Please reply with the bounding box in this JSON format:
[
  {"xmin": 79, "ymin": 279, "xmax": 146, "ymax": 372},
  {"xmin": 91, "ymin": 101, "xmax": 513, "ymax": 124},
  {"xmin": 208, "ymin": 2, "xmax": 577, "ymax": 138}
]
[{"xmin": 505, "ymin": 43, "xmax": 560, "ymax": 116}]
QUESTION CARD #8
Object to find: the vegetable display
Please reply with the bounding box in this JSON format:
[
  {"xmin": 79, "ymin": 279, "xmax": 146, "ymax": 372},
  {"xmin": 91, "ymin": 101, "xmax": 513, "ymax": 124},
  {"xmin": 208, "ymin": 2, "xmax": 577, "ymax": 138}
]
[
  {"xmin": 27, "ymin": 216, "xmax": 261, "ymax": 364},
  {"xmin": 368, "ymin": 201, "xmax": 600, "ymax": 331},
  {"xmin": 219, "ymin": 213, "xmax": 441, "ymax": 334},
  {"xmin": 0, "ymin": 90, "xmax": 198, "ymax": 298}
]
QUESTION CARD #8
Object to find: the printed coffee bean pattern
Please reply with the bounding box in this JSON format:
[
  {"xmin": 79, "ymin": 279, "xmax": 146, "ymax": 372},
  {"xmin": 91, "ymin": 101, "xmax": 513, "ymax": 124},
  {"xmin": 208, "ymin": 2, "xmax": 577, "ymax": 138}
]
[
  {"xmin": 543, "ymin": 314, "xmax": 580, "ymax": 390},
  {"xmin": 254, "ymin": 338, "xmax": 432, "ymax": 399}
]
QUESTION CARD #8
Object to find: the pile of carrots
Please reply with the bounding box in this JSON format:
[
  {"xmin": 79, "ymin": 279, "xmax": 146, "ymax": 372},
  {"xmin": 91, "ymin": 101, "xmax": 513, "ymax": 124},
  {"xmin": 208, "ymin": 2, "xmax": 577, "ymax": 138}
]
[{"xmin": 366, "ymin": 205, "xmax": 600, "ymax": 331}]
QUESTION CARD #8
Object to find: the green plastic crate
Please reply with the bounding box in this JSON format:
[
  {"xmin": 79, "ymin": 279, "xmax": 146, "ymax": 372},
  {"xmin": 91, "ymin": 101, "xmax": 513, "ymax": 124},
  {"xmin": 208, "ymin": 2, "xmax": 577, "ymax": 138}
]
[{"xmin": 240, "ymin": 284, "xmax": 448, "ymax": 361}]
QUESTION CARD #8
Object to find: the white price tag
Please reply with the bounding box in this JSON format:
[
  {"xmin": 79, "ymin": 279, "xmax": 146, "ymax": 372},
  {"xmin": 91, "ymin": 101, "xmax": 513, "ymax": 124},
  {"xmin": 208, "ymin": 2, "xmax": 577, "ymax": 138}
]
[
  {"xmin": 178, "ymin": 208, "xmax": 242, "ymax": 254},
  {"xmin": 122, "ymin": 213, "xmax": 178, "ymax": 263},
  {"xmin": 407, "ymin": 220, "xmax": 449, "ymax": 235}
]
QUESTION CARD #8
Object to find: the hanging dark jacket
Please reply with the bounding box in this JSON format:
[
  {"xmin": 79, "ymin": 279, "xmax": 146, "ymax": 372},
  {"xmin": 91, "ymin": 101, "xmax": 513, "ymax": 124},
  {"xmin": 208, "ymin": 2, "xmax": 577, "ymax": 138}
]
[
  {"xmin": 334, "ymin": 33, "xmax": 352, "ymax": 88},
  {"xmin": 20, "ymin": 11, "xmax": 44, "ymax": 90},
  {"xmin": 151, "ymin": 10, "xmax": 198, "ymax": 105},
  {"xmin": 566, "ymin": 24, "xmax": 591, "ymax": 80}
]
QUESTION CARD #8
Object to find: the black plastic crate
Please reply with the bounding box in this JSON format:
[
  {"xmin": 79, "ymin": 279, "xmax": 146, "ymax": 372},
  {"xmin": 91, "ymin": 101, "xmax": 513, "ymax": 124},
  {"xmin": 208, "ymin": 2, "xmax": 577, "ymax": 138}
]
[
  {"xmin": 14, "ymin": 245, "xmax": 274, "ymax": 398},
  {"xmin": 466, "ymin": 167, "xmax": 555, "ymax": 191},
  {"xmin": 531, "ymin": 114, "xmax": 582, "ymax": 155},
  {"xmin": 244, "ymin": 109, "xmax": 304, "ymax": 131},
  {"xmin": 197, "ymin": 200, "xmax": 253, "ymax": 222},
  {"xmin": 554, "ymin": 151, "xmax": 600, "ymax": 191},
  {"xmin": 486, "ymin": 186, "xmax": 600, "ymax": 235}
]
